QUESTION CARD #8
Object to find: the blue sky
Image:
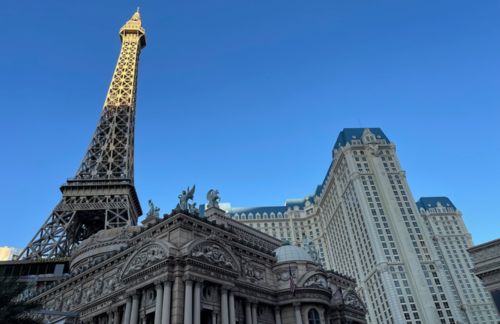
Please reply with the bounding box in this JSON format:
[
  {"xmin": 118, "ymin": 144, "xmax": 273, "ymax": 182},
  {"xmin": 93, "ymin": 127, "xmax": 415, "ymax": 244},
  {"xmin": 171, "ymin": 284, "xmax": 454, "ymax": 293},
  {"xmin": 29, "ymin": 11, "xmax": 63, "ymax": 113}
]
[{"xmin": 0, "ymin": 1, "xmax": 499, "ymax": 248}]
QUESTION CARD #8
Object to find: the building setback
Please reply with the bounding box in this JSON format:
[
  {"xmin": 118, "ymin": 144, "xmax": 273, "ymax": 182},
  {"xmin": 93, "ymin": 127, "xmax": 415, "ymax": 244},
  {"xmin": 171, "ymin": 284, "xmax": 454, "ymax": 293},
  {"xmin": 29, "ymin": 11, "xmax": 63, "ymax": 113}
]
[
  {"xmin": 468, "ymin": 239, "xmax": 500, "ymax": 317},
  {"xmin": 229, "ymin": 128, "xmax": 498, "ymax": 324}
]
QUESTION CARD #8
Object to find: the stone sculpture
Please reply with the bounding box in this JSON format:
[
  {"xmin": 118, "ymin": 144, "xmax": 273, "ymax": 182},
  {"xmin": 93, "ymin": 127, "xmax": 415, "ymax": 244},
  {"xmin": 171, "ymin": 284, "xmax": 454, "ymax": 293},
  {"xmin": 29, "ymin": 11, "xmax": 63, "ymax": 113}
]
[
  {"xmin": 206, "ymin": 189, "xmax": 220, "ymax": 208},
  {"xmin": 147, "ymin": 199, "xmax": 160, "ymax": 218},
  {"xmin": 174, "ymin": 185, "xmax": 199, "ymax": 215}
]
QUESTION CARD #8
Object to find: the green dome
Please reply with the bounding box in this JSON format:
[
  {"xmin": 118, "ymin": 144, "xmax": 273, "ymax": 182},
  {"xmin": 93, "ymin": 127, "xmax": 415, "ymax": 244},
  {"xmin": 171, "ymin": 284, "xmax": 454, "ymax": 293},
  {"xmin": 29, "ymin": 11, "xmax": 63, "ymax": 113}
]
[{"xmin": 274, "ymin": 244, "xmax": 313, "ymax": 263}]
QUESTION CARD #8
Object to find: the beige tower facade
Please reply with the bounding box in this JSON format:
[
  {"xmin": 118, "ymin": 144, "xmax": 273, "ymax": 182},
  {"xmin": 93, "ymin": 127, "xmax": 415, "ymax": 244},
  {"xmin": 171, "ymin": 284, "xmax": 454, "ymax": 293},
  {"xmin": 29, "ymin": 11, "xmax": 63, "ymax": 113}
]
[
  {"xmin": 417, "ymin": 198, "xmax": 499, "ymax": 323},
  {"xmin": 230, "ymin": 128, "xmax": 498, "ymax": 324},
  {"xmin": 314, "ymin": 128, "xmax": 467, "ymax": 324}
]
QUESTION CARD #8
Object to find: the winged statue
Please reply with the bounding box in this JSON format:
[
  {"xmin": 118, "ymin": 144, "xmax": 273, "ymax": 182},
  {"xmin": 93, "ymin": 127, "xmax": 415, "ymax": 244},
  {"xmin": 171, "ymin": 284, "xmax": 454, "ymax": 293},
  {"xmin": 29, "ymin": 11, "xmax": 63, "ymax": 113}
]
[
  {"xmin": 206, "ymin": 189, "xmax": 220, "ymax": 209},
  {"xmin": 175, "ymin": 185, "xmax": 198, "ymax": 215}
]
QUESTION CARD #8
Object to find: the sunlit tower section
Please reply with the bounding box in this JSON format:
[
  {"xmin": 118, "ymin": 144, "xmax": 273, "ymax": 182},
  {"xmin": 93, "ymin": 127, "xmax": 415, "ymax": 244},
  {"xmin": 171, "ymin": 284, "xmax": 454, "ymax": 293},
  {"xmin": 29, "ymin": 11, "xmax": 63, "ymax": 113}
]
[
  {"xmin": 18, "ymin": 11, "xmax": 146, "ymax": 259},
  {"xmin": 318, "ymin": 128, "xmax": 467, "ymax": 324}
]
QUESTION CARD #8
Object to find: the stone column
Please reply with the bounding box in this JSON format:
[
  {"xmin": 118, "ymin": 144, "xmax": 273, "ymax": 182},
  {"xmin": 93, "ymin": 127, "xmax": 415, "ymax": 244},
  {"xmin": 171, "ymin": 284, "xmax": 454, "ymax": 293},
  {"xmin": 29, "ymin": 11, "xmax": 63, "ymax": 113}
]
[
  {"xmin": 221, "ymin": 288, "xmax": 229, "ymax": 324},
  {"xmin": 274, "ymin": 307, "xmax": 282, "ymax": 324},
  {"xmin": 115, "ymin": 308, "xmax": 121, "ymax": 324},
  {"xmin": 228, "ymin": 291, "xmax": 235, "ymax": 324},
  {"xmin": 245, "ymin": 302, "xmax": 252, "ymax": 324},
  {"xmin": 130, "ymin": 293, "xmax": 140, "ymax": 324},
  {"xmin": 251, "ymin": 303, "xmax": 257, "ymax": 324},
  {"xmin": 107, "ymin": 311, "xmax": 113, "ymax": 324},
  {"xmin": 294, "ymin": 304, "xmax": 303, "ymax": 324},
  {"xmin": 184, "ymin": 280, "xmax": 194, "ymax": 324},
  {"xmin": 155, "ymin": 283, "xmax": 164, "ymax": 324},
  {"xmin": 194, "ymin": 282, "xmax": 201, "ymax": 324},
  {"xmin": 122, "ymin": 297, "xmax": 132, "ymax": 324},
  {"xmin": 171, "ymin": 275, "xmax": 185, "ymax": 324},
  {"xmin": 161, "ymin": 281, "xmax": 172, "ymax": 324},
  {"xmin": 212, "ymin": 312, "xmax": 217, "ymax": 324}
]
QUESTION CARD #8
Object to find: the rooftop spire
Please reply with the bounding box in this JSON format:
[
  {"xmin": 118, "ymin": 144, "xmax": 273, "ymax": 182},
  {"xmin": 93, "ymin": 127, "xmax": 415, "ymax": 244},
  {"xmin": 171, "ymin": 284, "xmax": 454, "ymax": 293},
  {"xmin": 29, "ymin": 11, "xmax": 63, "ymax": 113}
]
[{"xmin": 120, "ymin": 9, "xmax": 146, "ymax": 48}]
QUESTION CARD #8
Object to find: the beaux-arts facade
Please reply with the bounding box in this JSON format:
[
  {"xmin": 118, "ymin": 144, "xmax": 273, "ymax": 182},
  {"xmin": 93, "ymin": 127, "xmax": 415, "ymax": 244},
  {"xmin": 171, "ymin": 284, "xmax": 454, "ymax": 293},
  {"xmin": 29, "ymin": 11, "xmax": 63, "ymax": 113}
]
[{"xmin": 31, "ymin": 207, "xmax": 366, "ymax": 324}]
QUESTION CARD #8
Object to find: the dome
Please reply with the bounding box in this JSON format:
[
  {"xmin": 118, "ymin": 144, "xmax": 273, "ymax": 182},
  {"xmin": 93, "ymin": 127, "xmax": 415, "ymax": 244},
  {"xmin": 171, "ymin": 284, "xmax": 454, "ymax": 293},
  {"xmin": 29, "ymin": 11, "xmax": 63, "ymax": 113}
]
[
  {"xmin": 274, "ymin": 243, "xmax": 313, "ymax": 263},
  {"xmin": 70, "ymin": 226, "xmax": 141, "ymax": 272}
]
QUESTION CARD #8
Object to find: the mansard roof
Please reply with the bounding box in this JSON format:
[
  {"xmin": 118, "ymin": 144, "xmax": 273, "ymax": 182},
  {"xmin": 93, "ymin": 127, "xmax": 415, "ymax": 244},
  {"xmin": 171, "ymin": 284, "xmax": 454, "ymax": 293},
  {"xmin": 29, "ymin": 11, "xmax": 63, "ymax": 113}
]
[
  {"xmin": 333, "ymin": 127, "xmax": 390, "ymax": 149},
  {"xmin": 228, "ymin": 206, "xmax": 288, "ymax": 215},
  {"xmin": 416, "ymin": 197, "xmax": 456, "ymax": 211},
  {"xmin": 227, "ymin": 195, "xmax": 316, "ymax": 217}
]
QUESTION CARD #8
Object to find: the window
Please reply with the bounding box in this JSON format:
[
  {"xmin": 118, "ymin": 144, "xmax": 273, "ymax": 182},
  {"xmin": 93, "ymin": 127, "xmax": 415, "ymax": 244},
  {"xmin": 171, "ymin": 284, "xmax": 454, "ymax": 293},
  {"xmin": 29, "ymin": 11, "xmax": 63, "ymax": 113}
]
[{"xmin": 308, "ymin": 309, "xmax": 321, "ymax": 324}]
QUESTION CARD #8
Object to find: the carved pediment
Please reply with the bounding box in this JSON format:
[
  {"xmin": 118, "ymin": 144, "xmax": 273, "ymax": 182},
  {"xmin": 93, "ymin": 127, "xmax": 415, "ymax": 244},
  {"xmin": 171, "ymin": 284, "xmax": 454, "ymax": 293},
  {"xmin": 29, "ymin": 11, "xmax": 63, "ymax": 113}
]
[
  {"xmin": 190, "ymin": 242, "xmax": 237, "ymax": 271},
  {"xmin": 122, "ymin": 243, "xmax": 168, "ymax": 277},
  {"xmin": 344, "ymin": 291, "xmax": 365, "ymax": 310},
  {"xmin": 303, "ymin": 273, "xmax": 328, "ymax": 288}
]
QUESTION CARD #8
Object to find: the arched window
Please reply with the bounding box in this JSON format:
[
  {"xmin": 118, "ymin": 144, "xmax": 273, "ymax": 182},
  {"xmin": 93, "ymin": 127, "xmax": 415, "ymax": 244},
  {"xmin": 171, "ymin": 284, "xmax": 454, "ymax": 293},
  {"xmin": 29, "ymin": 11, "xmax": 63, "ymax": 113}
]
[{"xmin": 308, "ymin": 308, "xmax": 321, "ymax": 324}]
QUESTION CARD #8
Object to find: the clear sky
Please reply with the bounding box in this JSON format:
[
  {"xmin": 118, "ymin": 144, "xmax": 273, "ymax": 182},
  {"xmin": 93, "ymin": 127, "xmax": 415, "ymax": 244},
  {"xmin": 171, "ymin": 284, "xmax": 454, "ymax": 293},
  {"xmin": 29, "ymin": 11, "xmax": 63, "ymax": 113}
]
[{"xmin": 0, "ymin": 1, "xmax": 499, "ymax": 249}]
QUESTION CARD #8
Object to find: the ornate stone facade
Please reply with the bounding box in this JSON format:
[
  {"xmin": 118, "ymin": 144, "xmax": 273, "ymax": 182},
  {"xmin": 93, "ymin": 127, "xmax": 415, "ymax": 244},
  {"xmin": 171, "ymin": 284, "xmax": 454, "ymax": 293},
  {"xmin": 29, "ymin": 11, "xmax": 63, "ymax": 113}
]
[
  {"xmin": 27, "ymin": 207, "xmax": 366, "ymax": 324},
  {"xmin": 469, "ymin": 239, "xmax": 500, "ymax": 315}
]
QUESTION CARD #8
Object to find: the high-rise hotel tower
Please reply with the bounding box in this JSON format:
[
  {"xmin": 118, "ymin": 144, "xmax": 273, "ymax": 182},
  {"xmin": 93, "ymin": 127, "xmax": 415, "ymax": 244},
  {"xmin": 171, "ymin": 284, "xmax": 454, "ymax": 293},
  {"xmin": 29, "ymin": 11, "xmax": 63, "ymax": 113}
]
[
  {"xmin": 228, "ymin": 128, "xmax": 498, "ymax": 324},
  {"xmin": 319, "ymin": 128, "xmax": 474, "ymax": 324},
  {"xmin": 418, "ymin": 197, "xmax": 498, "ymax": 323}
]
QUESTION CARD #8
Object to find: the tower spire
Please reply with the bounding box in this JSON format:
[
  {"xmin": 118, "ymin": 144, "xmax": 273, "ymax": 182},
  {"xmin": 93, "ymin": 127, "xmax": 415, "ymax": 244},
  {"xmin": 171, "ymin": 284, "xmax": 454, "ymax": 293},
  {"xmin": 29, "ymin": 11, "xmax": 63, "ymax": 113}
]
[{"xmin": 18, "ymin": 11, "xmax": 146, "ymax": 259}]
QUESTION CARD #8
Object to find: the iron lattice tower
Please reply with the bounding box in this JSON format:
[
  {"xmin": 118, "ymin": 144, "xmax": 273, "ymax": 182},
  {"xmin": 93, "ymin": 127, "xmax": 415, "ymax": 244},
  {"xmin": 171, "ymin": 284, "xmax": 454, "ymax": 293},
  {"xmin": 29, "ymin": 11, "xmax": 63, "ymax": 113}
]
[{"xmin": 19, "ymin": 11, "xmax": 146, "ymax": 259}]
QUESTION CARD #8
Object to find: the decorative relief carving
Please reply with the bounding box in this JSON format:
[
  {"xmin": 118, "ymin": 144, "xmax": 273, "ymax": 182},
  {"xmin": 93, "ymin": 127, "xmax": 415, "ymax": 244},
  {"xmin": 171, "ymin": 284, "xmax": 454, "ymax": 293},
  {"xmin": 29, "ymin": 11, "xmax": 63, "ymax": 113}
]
[
  {"xmin": 64, "ymin": 294, "xmax": 73, "ymax": 311},
  {"xmin": 123, "ymin": 243, "xmax": 167, "ymax": 277},
  {"xmin": 93, "ymin": 275, "xmax": 104, "ymax": 297},
  {"xmin": 84, "ymin": 287, "xmax": 93, "ymax": 303},
  {"xmin": 344, "ymin": 292, "xmax": 365, "ymax": 310},
  {"xmin": 104, "ymin": 272, "xmax": 119, "ymax": 293},
  {"xmin": 73, "ymin": 284, "xmax": 83, "ymax": 306},
  {"xmin": 303, "ymin": 274, "xmax": 328, "ymax": 288},
  {"xmin": 242, "ymin": 258, "xmax": 264, "ymax": 281},
  {"xmin": 276, "ymin": 268, "xmax": 296, "ymax": 282},
  {"xmin": 191, "ymin": 243, "xmax": 236, "ymax": 270},
  {"xmin": 54, "ymin": 295, "xmax": 63, "ymax": 311}
]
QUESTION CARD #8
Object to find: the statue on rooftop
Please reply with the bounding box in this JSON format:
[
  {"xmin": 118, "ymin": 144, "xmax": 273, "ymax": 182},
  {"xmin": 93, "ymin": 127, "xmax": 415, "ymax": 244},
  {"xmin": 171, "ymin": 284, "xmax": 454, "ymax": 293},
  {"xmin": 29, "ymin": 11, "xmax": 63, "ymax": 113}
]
[
  {"xmin": 206, "ymin": 189, "xmax": 220, "ymax": 209},
  {"xmin": 146, "ymin": 199, "xmax": 160, "ymax": 219},
  {"xmin": 174, "ymin": 185, "xmax": 199, "ymax": 216}
]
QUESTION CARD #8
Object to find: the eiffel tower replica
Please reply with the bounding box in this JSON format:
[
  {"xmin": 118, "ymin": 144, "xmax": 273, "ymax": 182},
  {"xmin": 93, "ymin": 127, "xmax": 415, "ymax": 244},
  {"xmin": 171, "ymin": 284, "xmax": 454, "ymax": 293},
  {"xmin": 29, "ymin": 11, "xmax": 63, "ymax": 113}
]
[{"xmin": 18, "ymin": 10, "xmax": 146, "ymax": 260}]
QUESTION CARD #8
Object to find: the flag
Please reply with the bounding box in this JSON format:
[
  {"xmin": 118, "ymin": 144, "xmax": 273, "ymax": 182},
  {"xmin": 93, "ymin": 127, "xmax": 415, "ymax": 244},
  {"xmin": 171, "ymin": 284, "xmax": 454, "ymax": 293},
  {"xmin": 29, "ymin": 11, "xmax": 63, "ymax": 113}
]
[{"xmin": 289, "ymin": 265, "xmax": 296, "ymax": 295}]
